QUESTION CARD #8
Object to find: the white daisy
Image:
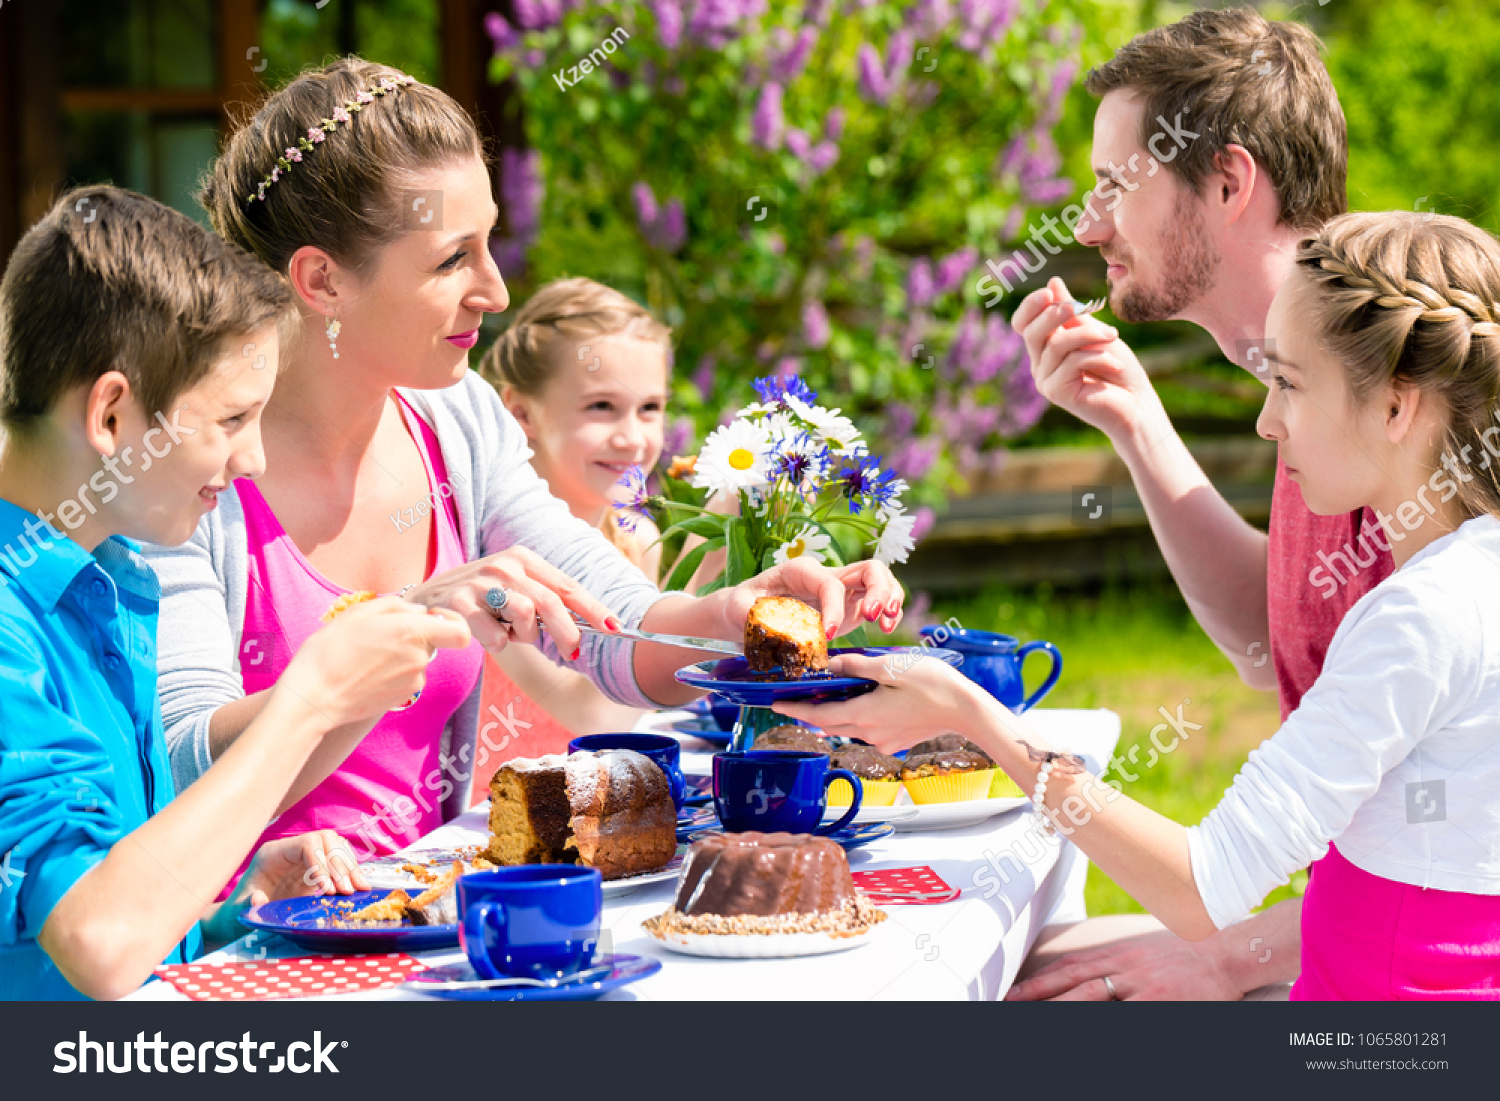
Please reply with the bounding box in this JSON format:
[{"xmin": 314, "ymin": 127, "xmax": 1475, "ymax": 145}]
[
  {"xmin": 692, "ymin": 418, "xmax": 772, "ymax": 495},
  {"xmin": 773, "ymin": 523, "xmax": 833, "ymax": 565},
  {"xmin": 871, "ymin": 506, "xmax": 917, "ymax": 565},
  {"xmin": 735, "ymin": 401, "xmax": 781, "ymax": 418},
  {"xmin": 785, "ymin": 394, "xmax": 866, "ymax": 457}
]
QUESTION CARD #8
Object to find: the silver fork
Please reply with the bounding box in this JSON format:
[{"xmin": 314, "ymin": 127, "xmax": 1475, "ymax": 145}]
[
  {"xmin": 406, "ymin": 960, "xmax": 616, "ymax": 992},
  {"xmin": 1070, "ymin": 296, "xmax": 1108, "ymax": 317}
]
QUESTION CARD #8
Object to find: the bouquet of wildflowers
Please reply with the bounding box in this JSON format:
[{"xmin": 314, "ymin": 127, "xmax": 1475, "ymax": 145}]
[{"xmin": 615, "ymin": 376, "xmax": 916, "ymax": 593}]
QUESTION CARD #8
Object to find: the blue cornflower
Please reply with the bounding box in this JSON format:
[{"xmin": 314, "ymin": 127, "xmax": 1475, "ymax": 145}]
[
  {"xmin": 752, "ymin": 374, "xmax": 819, "ymax": 408},
  {"xmin": 837, "ymin": 456, "xmax": 884, "ymax": 514},
  {"xmin": 610, "ymin": 463, "xmax": 654, "ymax": 534}
]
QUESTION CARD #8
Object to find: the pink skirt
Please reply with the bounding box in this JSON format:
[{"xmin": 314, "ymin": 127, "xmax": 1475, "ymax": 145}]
[{"xmin": 1293, "ymin": 843, "xmax": 1500, "ymax": 1000}]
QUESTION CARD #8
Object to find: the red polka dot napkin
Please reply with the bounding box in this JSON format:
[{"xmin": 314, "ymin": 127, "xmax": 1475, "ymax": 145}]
[
  {"xmin": 852, "ymin": 865, "xmax": 961, "ymax": 904},
  {"xmin": 154, "ymin": 953, "xmax": 428, "ymax": 1000}
]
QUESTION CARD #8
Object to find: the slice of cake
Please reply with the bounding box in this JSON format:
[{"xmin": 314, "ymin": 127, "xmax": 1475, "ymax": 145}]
[
  {"xmin": 405, "ymin": 862, "xmax": 463, "ymax": 926},
  {"xmin": 340, "ymin": 889, "xmax": 411, "ymax": 926},
  {"xmin": 487, "ymin": 749, "xmax": 676, "ymax": 880},
  {"xmin": 744, "ymin": 596, "xmax": 828, "ymax": 676}
]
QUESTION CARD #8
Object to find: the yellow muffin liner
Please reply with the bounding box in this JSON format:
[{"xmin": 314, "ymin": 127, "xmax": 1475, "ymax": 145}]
[
  {"xmin": 988, "ymin": 770, "xmax": 1026, "ymax": 799},
  {"xmin": 902, "ymin": 768, "xmax": 997, "ymax": 804},
  {"xmin": 827, "ymin": 777, "xmax": 902, "ymax": 807}
]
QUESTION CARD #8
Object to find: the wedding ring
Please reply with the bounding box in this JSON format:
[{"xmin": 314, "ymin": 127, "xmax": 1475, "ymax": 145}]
[
  {"xmin": 485, "ymin": 586, "xmax": 511, "ymax": 623},
  {"xmin": 1102, "ymin": 974, "xmax": 1119, "ymax": 1000}
]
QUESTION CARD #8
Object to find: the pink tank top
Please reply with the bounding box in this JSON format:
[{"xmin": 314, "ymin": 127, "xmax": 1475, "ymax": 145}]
[
  {"xmin": 1293, "ymin": 844, "xmax": 1500, "ymax": 1000},
  {"xmin": 226, "ymin": 397, "xmax": 484, "ymax": 894}
]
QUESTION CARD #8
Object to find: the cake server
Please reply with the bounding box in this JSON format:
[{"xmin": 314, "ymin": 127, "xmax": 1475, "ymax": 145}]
[{"xmin": 550, "ymin": 612, "xmax": 743, "ymax": 657}]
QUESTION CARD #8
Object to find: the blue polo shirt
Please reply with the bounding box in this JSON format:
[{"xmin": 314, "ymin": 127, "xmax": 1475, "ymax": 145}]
[{"xmin": 0, "ymin": 500, "xmax": 200, "ymax": 999}]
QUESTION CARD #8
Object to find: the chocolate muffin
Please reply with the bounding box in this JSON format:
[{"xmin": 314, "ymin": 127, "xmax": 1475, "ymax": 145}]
[
  {"xmin": 900, "ymin": 747, "xmax": 994, "ymax": 780},
  {"xmin": 753, "ymin": 725, "xmax": 830, "ymax": 755},
  {"xmin": 830, "ymin": 744, "xmax": 902, "ymax": 780},
  {"xmin": 906, "ymin": 732, "xmax": 995, "ymax": 765}
]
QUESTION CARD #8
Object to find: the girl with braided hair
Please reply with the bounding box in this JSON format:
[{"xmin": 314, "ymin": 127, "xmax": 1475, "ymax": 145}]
[{"xmin": 780, "ymin": 211, "xmax": 1500, "ymax": 999}]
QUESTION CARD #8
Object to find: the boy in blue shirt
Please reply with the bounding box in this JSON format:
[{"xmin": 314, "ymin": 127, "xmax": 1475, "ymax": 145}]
[{"xmin": 0, "ymin": 187, "xmax": 471, "ymax": 999}]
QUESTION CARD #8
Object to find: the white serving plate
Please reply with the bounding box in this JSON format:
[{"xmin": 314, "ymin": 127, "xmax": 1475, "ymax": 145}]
[
  {"xmin": 645, "ymin": 921, "xmax": 882, "ymax": 958},
  {"xmin": 888, "ymin": 796, "xmax": 1029, "ymax": 831}
]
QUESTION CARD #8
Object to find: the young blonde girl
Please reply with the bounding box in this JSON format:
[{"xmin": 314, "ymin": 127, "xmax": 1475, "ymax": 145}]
[
  {"xmin": 779, "ymin": 211, "xmax": 1500, "ymax": 999},
  {"xmin": 472, "ymin": 278, "xmax": 672, "ymax": 798}
]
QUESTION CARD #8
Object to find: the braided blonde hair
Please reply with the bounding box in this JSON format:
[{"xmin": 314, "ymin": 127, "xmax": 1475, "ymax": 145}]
[{"xmin": 1295, "ymin": 211, "xmax": 1500, "ymax": 520}]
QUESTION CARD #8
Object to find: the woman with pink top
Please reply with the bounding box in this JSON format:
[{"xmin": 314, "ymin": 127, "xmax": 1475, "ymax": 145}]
[
  {"xmin": 779, "ymin": 212, "xmax": 1500, "ymax": 999},
  {"xmin": 143, "ymin": 59, "xmax": 904, "ymax": 887}
]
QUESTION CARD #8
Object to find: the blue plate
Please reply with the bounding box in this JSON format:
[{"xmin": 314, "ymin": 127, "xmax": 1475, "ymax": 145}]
[
  {"xmin": 686, "ymin": 822, "xmax": 894, "ymax": 851},
  {"xmin": 675, "ymin": 647, "xmax": 959, "ymax": 707},
  {"xmin": 240, "ymin": 890, "xmax": 458, "ymax": 952},
  {"xmin": 404, "ymin": 954, "xmax": 661, "ymax": 1001}
]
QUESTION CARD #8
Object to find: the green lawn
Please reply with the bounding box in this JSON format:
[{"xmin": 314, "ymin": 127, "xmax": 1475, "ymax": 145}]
[{"xmin": 902, "ymin": 582, "xmax": 1304, "ymax": 918}]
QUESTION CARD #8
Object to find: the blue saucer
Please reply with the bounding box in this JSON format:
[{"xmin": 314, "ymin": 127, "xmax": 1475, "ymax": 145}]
[
  {"xmin": 240, "ymin": 890, "xmax": 458, "ymax": 952},
  {"xmin": 677, "ymin": 647, "xmax": 959, "ymax": 707},
  {"xmin": 669, "ymin": 718, "xmax": 733, "ymax": 747},
  {"xmin": 685, "ymin": 822, "xmax": 894, "ymax": 851},
  {"xmin": 404, "ymin": 954, "xmax": 661, "ymax": 1001}
]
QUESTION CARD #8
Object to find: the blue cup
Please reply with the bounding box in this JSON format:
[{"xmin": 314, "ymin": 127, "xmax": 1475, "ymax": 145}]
[
  {"xmin": 712, "ymin": 750, "xmax": 862, "ymax": 835},
  {"xmin": 567, "ymin": 732, "xmax": 686, "ymax": 812},
  {"xmin": 919, "ymin": 626, "xmax": 1062, "ymax": 712},
  {"xmin": 458, "ymin": 866, "xmax": 602, "ymax": 981}
]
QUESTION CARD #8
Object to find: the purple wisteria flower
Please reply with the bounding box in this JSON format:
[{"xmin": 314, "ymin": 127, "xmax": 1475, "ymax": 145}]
[
  {"xmin": 856, "ymin": 45, "xmax": 892, "ymax": 103},
  {"xmin": 906, "ymin": 0, "xmax": 954, "ymax": 38},
  {"xmin": 956, "ymin": 0, "xmax": 1016, "ymax": 53},
  {"xmin": 885, "ymin": 403, "xmax": 917, "ymax": 439},
  {"xmin": 651, "ymin": 0, "xmax": 685, "ymax": 48},
  {"xmin": 493, "ymin": 147, "xmax": 543, "ymax": 277},
  {"xmin": 775, "ymin": 356, "xmax": 801, "ymax": 379},
  {"xmin": 907, "ymin": 258, "xmax": 935, "ymax": 309},
  {"xmin": 823, "ymin": 106, "xmax": 845, "ymax": 141},
  {"xmin": 785, "ymin": 127, "xmax": 811, "ymax": 161},
  {"xmin": 933, "ymin": 246, "xmax": 978, "ymax": 297},
  {"xmin": 662, "ymin": 417, "xmax": 695, "ymax": 464},
  {"xmin": 768, "ymin": 26, "xmax": 818, "ymax": 82},
  {"xmin": 804, "ymin": 0, "xmax": 834, "ymax": 23},
  {"xmin": 633, "ymin": 182, "xmax": 687, "ymax": 252},
  {"xmin": 484, "ymin": 12, "xmax": 519, "ymax": 51},
  {"xmin": 802, "ymin": 299, "xmax": 830, "ymax": 349},
  {"xmin": 888, "ymin": 436, "xmax": 940, "ymax": 481},
  {"xmin": 633, "ymin": 180, "xmax": 659, "ymax": 228},
  {"xmin": 807, "ymin": 142, "xmax": 839, "ymax": 176},
  {"xmin": 752, "ymin": 82, "xmax": 784, "ymax": 151},
  {"xmin": 911, "ymin": 505, "xmax": 936, "ymax": 542},
  {"xmin": 512, "ymin": 0, "xmax": 563, "ymax": 31},
  {"xmin": 689, "ymin": 0, "xmax": 767, "ymax": 49},
  {"xmin": 692, "ymin": 356, "xmax": 717, "ymax": 401}
]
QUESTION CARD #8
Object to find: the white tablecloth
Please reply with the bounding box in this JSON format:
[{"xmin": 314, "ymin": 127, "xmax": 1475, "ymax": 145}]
[{"xmin": 129, "ymin": 709, "xmax": 1119, "ymax": 1002}]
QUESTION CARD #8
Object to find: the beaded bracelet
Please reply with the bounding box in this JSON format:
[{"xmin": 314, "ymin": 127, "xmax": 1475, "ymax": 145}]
[{"xmin": 1020, "ymin": 741, "xmax": 1086, "ymax": 835}]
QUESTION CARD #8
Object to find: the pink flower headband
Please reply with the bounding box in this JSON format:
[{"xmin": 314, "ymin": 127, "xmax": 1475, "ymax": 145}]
[{"xmin": 245, "ymin": 73, "xmax": 418, "ymax": 205}]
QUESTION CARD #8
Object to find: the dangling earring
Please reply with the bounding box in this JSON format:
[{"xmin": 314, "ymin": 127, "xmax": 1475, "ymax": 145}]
[{"xmin": 326, "ymin": 316, "xmax": 342, "ymax": 360}]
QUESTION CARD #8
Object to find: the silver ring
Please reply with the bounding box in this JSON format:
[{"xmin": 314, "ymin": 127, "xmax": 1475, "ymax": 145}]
[
  {"xmin": 1102, "ymin": 974, "xmax": 1119, "ymax": 1000},
  {"xmin": 485, "ymin": 587, "xmax": 511, "ymax": 623}
]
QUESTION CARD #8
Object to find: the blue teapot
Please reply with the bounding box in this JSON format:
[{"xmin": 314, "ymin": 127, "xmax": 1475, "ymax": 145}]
[{"xmin": 917, "ymin": 625, "xmax": 1062, "ymax": 712}]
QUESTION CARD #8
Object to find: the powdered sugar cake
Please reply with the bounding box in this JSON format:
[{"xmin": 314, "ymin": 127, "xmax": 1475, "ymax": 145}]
[{"xmin": 487, "ymin": 749, "xmax": 676, "ymax": 880}]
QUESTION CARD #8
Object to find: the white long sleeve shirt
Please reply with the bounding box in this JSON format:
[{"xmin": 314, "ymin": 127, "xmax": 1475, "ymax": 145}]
[{"xmin": 1188, "ymin": 514, "xmax": 1500, "ymax": 929}]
